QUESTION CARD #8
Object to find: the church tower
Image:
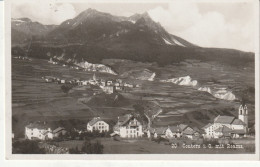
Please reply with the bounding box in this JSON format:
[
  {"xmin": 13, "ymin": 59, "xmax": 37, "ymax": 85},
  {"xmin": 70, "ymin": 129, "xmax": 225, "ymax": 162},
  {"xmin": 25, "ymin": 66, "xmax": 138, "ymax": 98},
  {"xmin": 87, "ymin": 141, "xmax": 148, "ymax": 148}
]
[{"xmin": 238, "ymin": 104, "xmax": 248, "ymax": 128}]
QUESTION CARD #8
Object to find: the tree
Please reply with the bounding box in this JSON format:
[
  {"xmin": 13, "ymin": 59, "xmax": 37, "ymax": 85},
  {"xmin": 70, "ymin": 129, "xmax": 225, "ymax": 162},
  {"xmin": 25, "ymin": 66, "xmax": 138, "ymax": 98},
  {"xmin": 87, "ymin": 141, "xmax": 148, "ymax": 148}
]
[
  {"xmin": 12, "ymin": 140, "xmax": 45, "ymax": 154},
  {"xmin": 61, "ymin": 84, "xmax": 73, "ymax": 94},
  {"xmin": 69, "ymin": 146, "xmax": 81, "ymax": 154},
  {"xmin": 81, "ymin": 139, "xmax": 104, "ymax": 154}
]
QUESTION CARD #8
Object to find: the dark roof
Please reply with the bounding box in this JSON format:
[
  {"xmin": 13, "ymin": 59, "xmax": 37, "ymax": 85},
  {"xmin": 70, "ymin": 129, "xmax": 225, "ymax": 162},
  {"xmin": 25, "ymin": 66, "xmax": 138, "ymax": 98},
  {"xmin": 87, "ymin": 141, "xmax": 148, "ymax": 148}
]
[
  {"xmin": 168, "ymin": 126, "xmax": 182, "ymax": 133},
  {"xmin": 88, "ymin": 117, "xmax": 106, "ymax": 126},
  {"xmin": 53, "ymin": 127, "xmax": 66, "ymax": 133},
  {"xmin": 179, "ymin": 124, "xmax": 188, "ymax": 131},
  {"xmin": 154, "ymin": 127, "xmax": 167, "ymax": 135},
  {"xmin": 26, "ymin": 122, "xmax": 49, "ymax": 130},
  {"xmin": 223, "ymin": 132, "xmax": 231, "ymax": 137},
  {"xmin": 118, "ymin": 114, "xmax": 132, "ymax": 126},
  {"xmin": 230, "ymin": 129, "xmax": 247, "ymax": 134},
  {"xmin": 214, "ymin": 115, "xmax": 235, "ymax": 124},
  {"xmin": 232, "ymin": 119, "xmax": 246, "ymax": 125},
  {"xmin": 202, "ymin": 123, "xmax": 212, "ymax": 129},
  {"xmin": 215, "ymin": 126, "xmax": 232, "ymax": 133},
  {"xmin": 147, "ymin": 127, "xmax": 156, "ymax": 133},
  {"xmin": 193, "ymin": 127, "xmax": 200, "ymax": 132},
  {"xmin": 182, "ymin": 128, "xmax": 196, "ymax": 135}
]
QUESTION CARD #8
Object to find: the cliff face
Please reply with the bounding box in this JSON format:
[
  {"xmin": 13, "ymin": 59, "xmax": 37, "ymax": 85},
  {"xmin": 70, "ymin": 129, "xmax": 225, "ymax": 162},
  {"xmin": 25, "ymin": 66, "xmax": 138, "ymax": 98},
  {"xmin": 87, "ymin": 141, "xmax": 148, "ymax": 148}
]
[
  {"xmin": 121, "ymin": 69, "xmax": 156, "ymax": 81},
  {"xmin": 161, "ymin": 76, "xmax": 236, "ymax": 101},
  {"xmin": 75, "ymin": 61, "xmax": 117, "ymax": 75},
  {"xmin": 161, "ymin": 76, "xmax": 198, "ymax": 86},
  {"xmin": 49, "ymin": 53, "xmax": 117, "ymax": 75}
]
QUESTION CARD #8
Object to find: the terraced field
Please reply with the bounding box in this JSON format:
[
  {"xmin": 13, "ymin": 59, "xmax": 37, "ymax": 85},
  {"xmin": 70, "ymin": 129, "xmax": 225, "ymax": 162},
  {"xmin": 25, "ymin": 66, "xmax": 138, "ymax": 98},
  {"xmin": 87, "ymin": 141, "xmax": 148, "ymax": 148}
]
[{"xmin": 12, "ymin": 58, "xmax": 255, "ymax": 137}]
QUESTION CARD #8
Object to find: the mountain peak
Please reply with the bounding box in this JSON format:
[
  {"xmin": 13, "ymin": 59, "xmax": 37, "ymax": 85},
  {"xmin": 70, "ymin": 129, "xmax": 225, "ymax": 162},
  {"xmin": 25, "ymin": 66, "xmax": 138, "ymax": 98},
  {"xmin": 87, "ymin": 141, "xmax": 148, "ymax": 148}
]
[
  {"xmin": 128, "ymin": 12, "xmax": 154, "ymax": 24},
  {"xmin": 141, "ymin": 12, "xmax": 150, "ymax": 19},
  {"xmin": 83, "ymin": 8, "xmax": 99, "ymax": 14}
]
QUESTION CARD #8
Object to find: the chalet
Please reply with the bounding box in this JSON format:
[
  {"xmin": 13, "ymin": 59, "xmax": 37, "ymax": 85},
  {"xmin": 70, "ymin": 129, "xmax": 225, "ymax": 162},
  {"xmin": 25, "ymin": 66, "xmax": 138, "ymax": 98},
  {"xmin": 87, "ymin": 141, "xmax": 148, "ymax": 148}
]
[
  {"xmin": 115, "ymin": 86, "xmax": 123, "ymax": 91},
  {"xmin": 202, "ymin": 104, "xmax": 248, "ymax": 139},
  {"xmin": 60, "ymin": 79, "xmax": 66, "ymax": 84},
  {"xmin": 149, "ymin": 124, "xmax": 200, "ymax": 139},
  {"xmin": 153, "ymin": 127, "xmax": 167, "ymax": 138},
  {"xmin": 100, "ymin": 80, "xmax": 106, "ymax": 86},
  {"xmin": 182, "ymin": 126, "xmax": 200, "ymax": 139},
  {"xmin": 124, "ymin": 83, "xmax": 134, "ymax": 88},
  {"xmin": 113, "ymin": 114, "xmax": 143, "ymax": 138},
  {"xmin": 53, "ymin": 127, "xmax": 67, "ymax": 138},
  {"xmin": 87, "ymin": 117, "xmax": 109, "ymax": 133},
  {"xmin": 166, "ymin": 126, "xmax": 182, "ymax": 138},
  {"xmin": 43, "ymin": 76, "xmax": 56, "ymax": 83},
  {"xmin": 103, "ymin": 85, "xmax": 114, "ymax": 94},
  {"xmin": 25, "ymin": 122, "xmax": 53, "ymax": 140},
  {"xmin": 107, "ymin": 80, "xmax": 113, "ymax": 86}
]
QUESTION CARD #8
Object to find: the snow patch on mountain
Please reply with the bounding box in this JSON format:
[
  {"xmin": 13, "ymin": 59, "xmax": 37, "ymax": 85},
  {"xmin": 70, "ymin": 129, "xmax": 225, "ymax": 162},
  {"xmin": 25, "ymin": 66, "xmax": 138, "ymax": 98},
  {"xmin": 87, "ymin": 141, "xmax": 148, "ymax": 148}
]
[
  {"xmin": 12, "ymin": 19, "xmax": 26, "ymax": 23},
  {"xmin": 213, "ymin": 89, "xmax": 236, "ymax": 101},
  {"xmin": 198, "ymin": 86, "xmax": 212, "ymax": 94},
  {"xmin": 172, "ymin": 38, "xmax": 186, "ymax": 47},
  {"xmin": 128, "ymin": 19, "xmax": 136, "ymax": 24},
  {"xmin": 161, "ymin": 76, "xmax": 198, "ymax": 86},
  {"xmin": 162, "ymin": 38, "xmax": 174, "ymax": 45},
  {"xmin": 148, "ymin": 73, "xmax": 156, "ymax": 81},
  {"xmin": 161, "ymin": 76, "xmax": 236, "ymax": 101},
  {"xmin": 76, "ymin": 61, "xmax": 117, "ymax": 75}
]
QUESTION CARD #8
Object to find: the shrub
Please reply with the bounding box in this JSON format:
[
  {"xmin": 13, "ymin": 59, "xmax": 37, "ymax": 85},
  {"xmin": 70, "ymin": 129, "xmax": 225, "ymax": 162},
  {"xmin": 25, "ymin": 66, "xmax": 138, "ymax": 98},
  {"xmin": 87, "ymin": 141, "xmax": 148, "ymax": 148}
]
[
  {"xmin": 61, "ymin": 84, "xmax": 73, "ymax": 94},
  {"xmin": 12, "ymin": 140, "xmax": 45, "ymax": 154},
  {"xmin": 69, "ymin": 146, "xmax": 81, "ymax": 154},
  {"xmin": 81, "ymin": 139, "xmax": 104, "ymax": 154},
  {"xmin": 203, "ymin": 139, "xmax": 220, "ymax": 147}
]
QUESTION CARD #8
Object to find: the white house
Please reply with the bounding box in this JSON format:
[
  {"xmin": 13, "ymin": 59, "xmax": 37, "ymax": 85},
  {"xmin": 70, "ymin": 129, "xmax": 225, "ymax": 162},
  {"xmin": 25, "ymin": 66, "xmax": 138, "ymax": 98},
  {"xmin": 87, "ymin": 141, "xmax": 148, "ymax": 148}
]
[
  {"xmin": 60, "ymin": 79, "xmax": 66, "ymax": 84},
  {"xmin": 87, "ymin": 117, "xmax": 109, "ymax": 133},
  {"xmin": 202, "ymin": 104, "xmax": 248, "ymax": 139},
  {"xmin": 113, "ymin": 114, "xmax": 143, "ymax": 138},
  {"xmin": 102, "ymin": 85, "xmax": 114, "ymax": 94},
  {"xmin": 25, "ymin": 122, "xmax": 54, "ymax": 140}
]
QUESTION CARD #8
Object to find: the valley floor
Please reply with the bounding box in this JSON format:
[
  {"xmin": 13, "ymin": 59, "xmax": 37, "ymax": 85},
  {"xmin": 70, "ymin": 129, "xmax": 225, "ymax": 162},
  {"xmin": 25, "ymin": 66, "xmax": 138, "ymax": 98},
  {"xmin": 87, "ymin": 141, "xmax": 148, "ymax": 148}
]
[{"xmin": 53, "ymin": 138, "xmax": 255, "ymax": 154}]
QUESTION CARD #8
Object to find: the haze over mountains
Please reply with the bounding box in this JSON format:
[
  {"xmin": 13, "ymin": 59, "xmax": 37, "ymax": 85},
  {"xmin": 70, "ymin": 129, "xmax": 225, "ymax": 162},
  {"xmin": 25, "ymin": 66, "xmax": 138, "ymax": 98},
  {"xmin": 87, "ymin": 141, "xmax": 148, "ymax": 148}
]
[{"xmin": 12, "ymin": 8, "xmax": 254, "ymax": 67}]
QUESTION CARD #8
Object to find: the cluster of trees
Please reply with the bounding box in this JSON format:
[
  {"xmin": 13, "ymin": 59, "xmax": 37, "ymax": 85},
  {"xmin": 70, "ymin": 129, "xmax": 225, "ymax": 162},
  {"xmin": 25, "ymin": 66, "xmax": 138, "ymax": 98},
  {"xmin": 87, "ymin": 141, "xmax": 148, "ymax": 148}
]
[
  {"xmin": 69, "ymin": 130, "xmax": 112, "ymax": 140},
  {"xmin": 69, "ymin": 139, "xmax": 104, "ymax": 154},
  {"xmin": 12, "ymin": 140, "xmax": 45, "ymax": 154},
  {"xmin": 61, "ymin": 84, "xmax": 74, "ymax": 94}
]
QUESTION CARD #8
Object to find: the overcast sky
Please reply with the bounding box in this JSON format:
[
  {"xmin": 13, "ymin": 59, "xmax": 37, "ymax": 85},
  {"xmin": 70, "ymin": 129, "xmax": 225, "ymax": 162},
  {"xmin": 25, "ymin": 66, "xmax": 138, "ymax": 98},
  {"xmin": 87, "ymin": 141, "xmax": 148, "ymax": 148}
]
[{"xmin": 12, "ymin": 1, "xmax": 256, "ymax": 52}]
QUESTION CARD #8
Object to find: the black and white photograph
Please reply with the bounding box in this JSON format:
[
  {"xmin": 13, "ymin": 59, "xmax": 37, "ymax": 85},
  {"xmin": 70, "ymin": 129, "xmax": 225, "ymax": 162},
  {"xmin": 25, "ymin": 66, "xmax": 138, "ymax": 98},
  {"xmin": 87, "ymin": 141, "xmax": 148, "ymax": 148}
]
[{"xmin": 6, "ymin": 0, "xmax": 259, "ymax": 159}]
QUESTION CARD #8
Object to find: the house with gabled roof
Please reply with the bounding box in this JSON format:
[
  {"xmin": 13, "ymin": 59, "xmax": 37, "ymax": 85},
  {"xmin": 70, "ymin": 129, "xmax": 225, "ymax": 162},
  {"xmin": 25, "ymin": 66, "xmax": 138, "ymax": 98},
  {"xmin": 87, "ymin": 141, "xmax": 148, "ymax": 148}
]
[
  {"xmin": 202, "ymin": 104, "xmax": 248, "ymax": 139},
  {"xmin": 25, "ymin": 122, "xmax": 54, "ymax": 140},
  {"xmin": 113, "ymin": 114, "xmax": 143, "ymax": 138},
  {"xmin": 53, "ymin": 127, "xmax": 67, "ymax": 138},
  {"xmin": 87, "ymin": 117, "xmax": 109, "ymax": 133},
  {"xmin": 182, "ymin": 126, "xmax": 200, "ymax": 139},
  {"xmin": 164, "ymin": 126, "xmax": 182, "ymax": 138},
  {"xmin": 214, "ymin": 125, "xmax": 232, "ymax": 138},
  {"xmin": 153, "ymin": 127, "xmax": 168, "ymax": 138}
]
